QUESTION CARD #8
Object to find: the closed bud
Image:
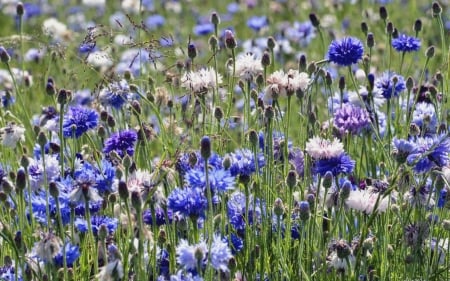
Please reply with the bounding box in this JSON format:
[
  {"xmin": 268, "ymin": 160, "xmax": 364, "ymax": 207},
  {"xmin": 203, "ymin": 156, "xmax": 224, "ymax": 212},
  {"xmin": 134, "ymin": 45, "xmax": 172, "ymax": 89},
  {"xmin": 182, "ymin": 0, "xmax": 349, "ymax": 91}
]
[
  {"xmin": 98, "ymin": 224, "xmax": 108, "ymax": 241},
  {"xmin": 158, "ymin": 229, "xmax": 167, "ymax": 244},
  {"xmin": 256, "ymin": 73, "xmax": 264, "ymax": 88},
  {"xmin": 323, "ymin": 171, "xmax": 333, "ymax": 189},
  {"xmin": 200, "ymin": 136, "xmax": 211, "ymax": 159},
  {"xmin": 224, "ymin": 30, "xmax": 237, "ymax": 49},
  {"xmin": 409, "ymin": 123, "xmax": 421, "ymax": 136},
  {"xmin": 425, "ymin": 46, "xmax": 435, "ymax": 58},
  {"xmin": 361, "ymin": 22, "xmax": 368, "ymax": 35},
  {"xmin": 340, "ymin": 180, "xmax": 352, "ymax": 200},
  {"xmin": 97, "ymin": 125, "xmax": 106, "ymax": 138},
  {"xmin": 392, "ymin": 28, "xmax": 399, "ymax": 39},
  {"xmin": 336, "ymin": 240, "xmax": 351, "ymax": 259},
  {"xmin": 386, "ymin": 22, "xmax": 394, "ymax": 35},
  {"xmin": 57, "ymin": 89, "xmax": 68, "ymax": 105},
  {"xmin": 100, "ymin": 110, "xmax": 108, "ymax": 122},
  {"xmin": 325, "ymin": 71, "xmax": 332, "ymax": 86},
  {"xmin": 108, "ymin": 193, "xmax": 117, "ymax": 204},
  {"xmin": 264, "ymin": 106, "xmax": 274, "ymax": 120},
  {"xmin": 208, "ymin": 35, "xmax": 218, "ymax": 50},
  {"xmin": 248, "ymin": 130, "xmax": 258, "ymax": 148},
  {"xmin": 307, "ymin": 62, "xmax": 316, "ymax": 75},
  {"xmin": 122, "ymin": 154, "xmax": 132, "ymax": 170},
  {"xmin": 0, "ymin": 47, "xmax": 10, "ymax": 63},
  {"xmin": 15, "ymin": 168, "xmax": 26, "ymax": 191},
  {"xmin": 413, "ymin": 19, "xmax": 422, "ymax": 33},
  {"xmin": 432, "ymin": 1, "xmax": 442, "ymax": 17},
  {"xmin": 367, "ymin": 33, "xmax": 375, "ymax": 48},
  {"xmin": 438, "ymin": 123, "xmax": 447, "ymax": 134},
  {"xmin": 46, "ymin": 82, "xmax": 56, "ymax": 96},
  {"xmin": 299, "ymin": 201, "xmax": 310, "ymax": 221},
  {"xmin": 309, "ymin": 13, "xmax": 320, "ymax": 27},
  {"xmin": 131, "ymin": 100, "xmax": 141, "ymax": 115},
  {"xmin": 20, "ymin": 155, "xmax": 30, "ymax": 170},
  {"xmin": 107, "ymin": 115, "xmax": 116, "ymax": 128},
  {"xmin": 131, "ymin": 191, "xmax": 142, "ymax": 211},
  {"xmin": 222, "ymin": 156, "xmax": 231, "ymax": 170},
  {"xmin": 187, "ymin": 44, "xmax": 197, "ymax": 60},
  {"xmin": 16, "ymin": 2, "xmax": 24, "ymax": 16},
  {"xmin": 214, "ymin": 107, "xmax": 223, "ymax": 121},
  {"xmin": 442, "ymin": 219, "xmax": 450, "ymax": 231},
  {"xmin": 286, "ymin": 170, "xmax": 297, "ymax": 190},
  {"xmin": 436, "ymin": 71, "xmax": 443, "ymax": 83},
  {"xmin": 267, "ymin": 37, "xmax": 276, "ymax": 50},
  {"xmin": 298, "ymin": 54, "xmax": 307, "ymax": 72},
  {"xmin": 2, "ymin": 179, "xmax": 14, "ymax": 194},
  {"xmin": 306, "ymin": 193, "xmax": 315, "ymax": 210},
  {"xmin": 379, "ymin": 6, "xmax": 388, "ymax": 20},
  {"xmin": 338, "ymin": 76, "xmax": 346, "ymax": 91},
  {"xmin": 273, "ymin": 198, "xmax": 285, "ymax": 217},
  {"xmin": 118, "ymin": 181, "xmax": 129, "ymax": 200},
  {"xmin": 210, "ymin": 12, "xmax": 220, "ymax": 25},
  {"xmin": 37, "ymin": 131, "xmax": 47, "ymax": 148},
  {"xmin": 261, "ymin": 51, "xmax": 271, "ymax": 67},
  {"xmin": 368, "ymin": 73, "xmax": 375, "ymax": 90},
  {"xmin": 406, "ymin": 76, "xmax": 414, "ymax": 91}
]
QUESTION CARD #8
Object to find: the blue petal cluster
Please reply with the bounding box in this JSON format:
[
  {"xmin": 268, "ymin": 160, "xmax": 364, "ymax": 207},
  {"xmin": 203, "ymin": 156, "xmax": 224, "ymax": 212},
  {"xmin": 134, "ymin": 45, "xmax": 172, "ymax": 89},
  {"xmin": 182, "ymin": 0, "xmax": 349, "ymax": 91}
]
[{"xmin": 327, "ymin": 37, "xmax": 364, "ymax": 66}]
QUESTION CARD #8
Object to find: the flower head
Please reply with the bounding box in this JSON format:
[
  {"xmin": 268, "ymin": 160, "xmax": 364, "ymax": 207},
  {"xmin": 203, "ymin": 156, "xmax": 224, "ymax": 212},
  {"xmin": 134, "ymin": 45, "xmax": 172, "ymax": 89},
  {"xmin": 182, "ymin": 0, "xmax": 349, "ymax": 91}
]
[
  {"xmin": 333, "ymin": 103, "xmax": 371, "ymax": 135},
  {"xmin": 0, "ymin": 123, "xmax": 25, "ymax": 148},
  {"xmin": 167, "ymin": 187, "xmax": 207, "ymax": 219},
  {"xmin": 99, "ymin": 79, "xmax": 131, "ymax": 109},
  {"xmin": 374, "ymin": 71, "xmax": 406, "ymax": 99},
  {"xmin": 392, "ymin": 34, "xmax": 421, "ymax": 52},
  {"xmin": 103, "ymin": 129, "xmax": 138, "ymax": 158},
  {"xmin": 233, "ymin": 53, "xmax": 263, "ymax": 81},
  {"xmin": 327, "ymin": 37, "xmax": 364, "ymax": 66},
  {"xmin": 63, "ymin": 106, "xmax": 98, "ymax": 138},
  {"xmin": 407, "ymin": 134, "xmax": 450, "ymax": 173},
  {"xmin": 305, "ymin": 137, "xmax": 344, "ymax": 160},
  {"xmin": 314, "ymin": 153, "xmax": 355, "ymax": 176},
  {"xmin": 210, "ymin": 235, "xmax": 233, "ymax": 272}
]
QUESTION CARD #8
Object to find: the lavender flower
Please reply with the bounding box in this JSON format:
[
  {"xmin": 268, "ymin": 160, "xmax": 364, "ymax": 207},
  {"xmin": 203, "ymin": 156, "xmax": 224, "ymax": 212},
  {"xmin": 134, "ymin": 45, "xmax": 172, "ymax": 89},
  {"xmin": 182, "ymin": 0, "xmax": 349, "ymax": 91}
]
[
  {"xmin": 327, "ymin": 37, "xmax": 364, "ymax": 66},
  {"xmin": 63, "ymin": 106, "xmax": 98, "ymax": 138},
  {"xmin": 392, "ymin": 34, "xmax": 421, "ymax": 52},
  {"xmin": 103, "ymin": 129, "xmax": 138, "ymax": 157},
  {"xmin": 176, "ymin": 239, "xmax": 207, "ymax": 271},
  {"xmin": 412, "ymin": 102, "xmax": 437, "ymax": 134},
  {"xmin": 333, "ymin": 103, "xmax": 371, "ymax": 135}
]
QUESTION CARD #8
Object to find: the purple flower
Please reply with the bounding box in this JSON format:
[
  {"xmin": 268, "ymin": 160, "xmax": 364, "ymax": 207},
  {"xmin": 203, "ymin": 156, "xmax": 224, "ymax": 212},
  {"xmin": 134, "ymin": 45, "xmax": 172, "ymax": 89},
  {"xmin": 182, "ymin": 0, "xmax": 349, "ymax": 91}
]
[
  {"xmin": 228, "ymin": 149, "xmax": 265, "ymax": 178},
  {"xmin": 392, "ymin": 138, "xmax": 416, "ymax": 164},
  {"xmin": 412, "ymin": 102, "xmax": 437, "ymax": 134},
  {"xmin": 99, "ymin": 80, "xmax": 131, "ymax": 109},
  {"xmin": 103, "ymin": 129, "xmax": 138, "ymax": 157},
  {"xmin": 145, "ymin": 14, "xmax": 165, "ymax": 30},
  {"xmin": 333, "ymin": 103, "xmax": 371, "ymax": 135},
  {"xmin": 327, "ymin": 37, "xmax": 364, "ymax": 66},
  {"xmin": 392, "ymin": 34, "xmax": 421, "ymax": 52},
  {"xmin": 143, "ymin": 208, "xmax": 173, "ymax": 226},
  {"xmin": 313, "ymin": 153, "xmax": 355, "ymax": 176},
  {"xmin": 63, "ymin": 106, "xmax": 98, "ymax": 138},
  {"xmin": 194, "ymin": 22, "xmax": 214, "ymax": 36},
  {"xmin": 375, "ymin": 71, "xmax": 406, "ymax": 99}
]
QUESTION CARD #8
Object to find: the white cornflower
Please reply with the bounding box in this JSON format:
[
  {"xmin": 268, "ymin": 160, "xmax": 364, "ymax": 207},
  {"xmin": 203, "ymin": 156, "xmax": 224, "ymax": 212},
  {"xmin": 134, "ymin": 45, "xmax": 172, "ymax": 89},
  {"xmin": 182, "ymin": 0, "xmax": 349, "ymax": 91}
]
[
  {"xmin": 286, "ymin": 69, "xmax": 310, "ymax": 93},
  {"xmin": 265, "ymin": 70, "xmax": 287, "ymax": 100},
  {"xmin": 86, "ymin": 50, "xmax": 114, "ymax": 70},
  {"xmin": 97, "ymin": 259, "xmax": 124, "ymax": 281},
  {"xmin": 0, "ymin": 122, "xmax": 25, "ymax": 148},
  {"xmin": 233, "ymin": 53, "xmax": 263, "ymax": 81},
  {"xmin": 346, "ymin": 189, "xmax": 391, "ymax": 214},
  {"xmin": 305, "ymin": 136, "xmax": 344, "ymax": 160},
  {"xmin": 82, "ymin": 0, "xmax": 105, "ymax": 8},
  {"xmin": 42, "ymin": 18, "xmax": 70, "ymax": 42},
  {"xmin": 347, "ymin": 86, "xmax": 385, "ymax": 110},
  {"xmin": 181, "ymin": 67, "xmax": 222, "ymax": 94},
  {"xmin": 33, "ymin": 233, "xmax": 62, "ymax": 262},
  {"xmin": 328, "ymin": 251, "xmax": 356, "ymax": 272}
]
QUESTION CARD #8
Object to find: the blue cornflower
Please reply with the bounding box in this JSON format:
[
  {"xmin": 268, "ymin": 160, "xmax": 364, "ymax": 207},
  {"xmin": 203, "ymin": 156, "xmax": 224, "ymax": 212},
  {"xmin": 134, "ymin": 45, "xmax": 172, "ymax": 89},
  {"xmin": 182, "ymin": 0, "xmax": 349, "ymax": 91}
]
[
  {"xmin": 143, "ymin": 207, "xmax": 173, "ymax": 226},
  {"xmin": 227, "ymin": 191, "xmax": 265, "ymax": 235},
  {"xmin": 327, "ymin": 37, "xmax": 364, "ymax": 66},
  {"xmin": 392, "ymin": 138, "xmax": 416, "ymax": 164},
  {"xmin": 407, "ymin": 134, "xmax": 450, "ymax": 173},
  {"xmin": 185, "ymin": 168, "xmax": 235, "ymax": 193},
  {"xmin": 285, "ymin": 21, "xmax": 316, "ymax": 47},
  {"xmin": 210, "ymin": 235, "xmax": 233, "ymax": 272},
  {"xmin": 0, "ymin": 263, "xmax": 22, "ymax": 281},
  {"xmin": 374, "ymin": 71, "xmax": 406, "ymax": 99},
  {"xmin": 333, "ymin": 103, "xmax": 371, "ymax": 135},
  {"xmin": 168, "ymin": 187, "xmax": 207, "ymax": 219},
  {"xmin": 53, "ymin": 243, "xmax": 80, "ymax": 267},
  {"xmin": 412, "ymin": 102, "xmax": 437, "ymax": 134},
  {"xmin": 99, "ymin": 80, "xmax": 131, "ymax": 109},
  {"xmin": 103, "ymin": 129, "xmax": 138, "ymax": 158},
  {"xmin": 63, "ymin": 106, "xmax": 98, "ymax": 138},
  {"xmin": 228, "ymin": 149, "xmax": 265, "ymax": 178},
  {"xmin": 194, "ymin": 22, "xmax": 214, "ymax": 36},
  {"xmin": 95, "ymin": 159, "xmax": 116, "ymax": 194},
  {"xmin": 314, "ymin": 153, "xmax": 355, "ymax": 176},
  {"xmin": 175, "ymin": 151, "xmax": 223, "ymax": 176},
  {"xmin": 176, "ymin": 239, "xmax": 207, "ymax": 271},
  {"xmin": 145, "ymin": 14, "xmax": 165, "ymax": 30},
  {"xmin": 247, "ymin": 16, "xmax": 268, "ymax": 32},
  {"xmin": 75, "ymin": 215, "xmax": 118, "ymax": 236},
  {"xmin": 78, "ymin": 42, "xmax": 96, "ymax": 53},
  {"xmin": 1, "ymin": 90, "xmax": 15, "ymax": 108},
  {"xmin": 392, "ymin": 34, "xmax": 421, "ymax": 52}
]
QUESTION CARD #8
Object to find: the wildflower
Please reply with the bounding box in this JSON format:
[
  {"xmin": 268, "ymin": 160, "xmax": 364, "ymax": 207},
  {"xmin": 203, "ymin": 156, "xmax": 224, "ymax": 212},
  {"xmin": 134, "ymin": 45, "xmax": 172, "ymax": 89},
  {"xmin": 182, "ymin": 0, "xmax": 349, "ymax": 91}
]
[
  {"xmin": 63, "ymin": 106, "xmax": 98, "ymax": 138},
  {"xmin": 392, "ymin": 138, "xmax": 416, "ymax": 164},
  {"xmin": 75, "ymin": 216, "xmax": 119, "ymax": 236},
  {"xmin": 285, "ymin": 21, "xmax": 316, "ymax": 47},
  {"xmin": 210, "ymin": 235, "xmax": 233, "ymax": 272},
  {"xmin": 27, "ymin": 155, "xmax": 60, "ymax": 191},
  {"xmin": 185, "ymin": 168, "xmax": 235, "ymax": 194},
  {"xmin": 247, "ymin": 16, "xmax": 268, "ymax": 32},
  {"xmin": 305, "ymin": 137, "xmax": 344, "ymax": 160},
  {"xmin": 181, "ymin": 67, "xmax": 222, "ymax": 94},
  {"xmin": 327, "ymin": 37, "xmax": 364, "ymax": 66},
  {"xmin": 42, "ymin": 18, "xmax": 70, "ymax": 42},
  {"xmin": 145, "ymin": 14, "xmax": 165, "ymax": 30},
  {"xmin": 404, "ymin": 222, "xmax": 429, "ymax": 248},
  {"xmin": 392, "ymin": 34, "xmax": 421, "ymax": 52},
  {"xmin": 143, "ymin": 207, "xmax": 173, "ymax": 226},
  {"xmin": 99, "ymin": 80, "xmax": 131, "ymax": 109},
  {"xmin": 53, "ymin": 242, "xmax": 80, "ymax": 267},
  {"xmin": 176, "ymin": 239, "xmax": 208, "ymax": 271},
  {"xmin": 33, "ymin": 232, "xmax": 62, "ymax": 262},
  {"xmin": 407, "ymin": 134, "xmax": 450, "ymax": 173},
  {"xmin": 346, "ymin": 187, "xmax": 392, "ymax": 214},
  {"xmin": 404, "ymin": 182, "xmax": 435, "ymax": 208},
  {"xmin": 193, "ymin": 22, "xmax": 214, "ymax": 36},
  {"xmin": 265, "ymin": 70, "xmax": 287, "ymax": 100},
  {"xmin": 374, "ymin": 71, "xmax": 406, "ymax": 99},
  {"xmin": 327, "ymin": 239, "xmax": 356, "ymax": 273},
  {"xmin": 233, "ymin": 53, "xmax": 263, "ymax": 81},
  {"xmin": 314, "ymin": 153, "xmax": 355, "ymax": 176},
  {"xmin": 412, "ymin": 102, "xmax": 437, "ymax": 134},
  {"xmin": 333, "ymin": 103, "xmax": 371, "ymax": 135},
  {"xmin": 103, "ymin": 129, "xmax": 138, "ymax": 158},
  {"xmin": 69, "ymin": 167, "xmax": 102, "ymax": 204},
  {"xmin": 167, "ymin": 187, "xmax": 207, "ymax": 219},
  {"xmin": 286, "ymin": 69, "xmax": 310, "ymax": 94},
  {"xmin": 0, "ymin": 123, "xmax": 25, "ymax": 148},
  {"xmin": 227, "ymin": 191, "xmax": 265, "ymax": 235},
  {"xmin": 228, "ymin": 149, "xmax": 265, "ymax": 179}
]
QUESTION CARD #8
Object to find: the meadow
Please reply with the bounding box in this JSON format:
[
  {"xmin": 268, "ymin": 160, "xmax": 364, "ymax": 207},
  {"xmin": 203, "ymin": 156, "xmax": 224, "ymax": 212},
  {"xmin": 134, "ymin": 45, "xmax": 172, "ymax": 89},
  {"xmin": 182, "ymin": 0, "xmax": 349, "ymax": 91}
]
[{"xmin": 0, "ymin": 0, "xmax": 448, "ymax": 280}]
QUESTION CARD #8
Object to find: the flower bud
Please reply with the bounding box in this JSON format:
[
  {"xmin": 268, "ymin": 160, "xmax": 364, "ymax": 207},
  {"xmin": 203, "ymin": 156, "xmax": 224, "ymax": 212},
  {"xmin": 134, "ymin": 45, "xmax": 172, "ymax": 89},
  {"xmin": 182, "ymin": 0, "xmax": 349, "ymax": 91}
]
[
  {"xmin": 309, "ymin": 13, "xmax": 320, "ymax": 27},
  {"xmin": 379, "ymin": 6, "xmax": 388, "ymax": 20},
  {"xmin": 210, "ymin": 12, "xmax": 220, "ymax": 25},
  {"xmin": 367, "ymin": 33, "xmax": 375, "ymax": 48},
  {"xmin": 323, "ymin": 171, "xmax": 333, "ymax": 189},
  {"xmin": 131, "ymin": 191, "xmax": 142, "ymax": 212},
  {"xmin": 214, "ymin": 107, "xmax": 223, "ymax": 121},
  {"xmin": 261, "ymin": 51, "xmax": 271, "ymax": 67},
  {"xmin": 208, "ymin": 35, "xmax": 218, "ymax": 51},
  {"xmin": 118, "ymin": 181, "xmax": 129, "ymax": 200},
  {"xmin": 286, "ymin": 170, "xmax": 297, "ymax": 190},
  {"xmin": 432, "ymin": 1, "xmax": 442, "ymax": 17},
  {"xmin": 273, "ymin": 198, "xmax": 285, "ymax": 217},
  {"xmin": 0, "ymin": 47, "xmax": 10, "ymax": 63},
  {"xmin": 187, "ymin": 43, "xmax": 197, "ymax": 60},
  {"xmin": 425, "ymin": 46, "xmax": 435, "ymax": 58},
  {"xmin": 339, "ymin": 76, "xmax": 346, "ymax": 91},
  {"xmin": 386, "ymin": 22, "xmax": 394, "ymax": 35},
  {"xmin": 336, "ymin": 240, "xmax": 351, "ymax": 259},
  {"xmin": 299, "ymin": 201, "xmax": 310, "ymax": 221},
  {"xmin": 200, "ymin": 136, "xmax": 211, "ymax": 160},
  {"xmin": 15, "ymin": 168, "xmax": 26, "ymax": 191},
  {"xmin": 361, "ymin": 22, "xmax": 368, "ymax": 35},
  {"xmin": 298, "ymin": 54, "xmax": 307, "ymax": 72},
  {"xmin": 16, "ymin": 2, "xmax": 24, "ymax": 16},
  {"xmin": 406, "ymin": 76, "xmax": 414, "ymax": 91},
  {"xmin": 37, "ymin": 131, "xmax": 47, "ymax": 149},
  {"xmin": 224, "ymin": 30, "xmax": 237, "ymax": 49},
  {"xmin": 264, "ymin": 106, "xmax": 274, "ymax": 120},
  {"xmin": 340, "ymin": 180, "xmax": 352, "ymax": 200},
  {"xmin": 413, "ymin": 19, "xmax": 422, "ymax": 33},
  {"xmin": 248, "ymin": 130, "xmax": 258, "ymax": 148},
  {"xmin": 267, "ymin": 37, "xmax": 276, "ymax": 51}
]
